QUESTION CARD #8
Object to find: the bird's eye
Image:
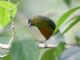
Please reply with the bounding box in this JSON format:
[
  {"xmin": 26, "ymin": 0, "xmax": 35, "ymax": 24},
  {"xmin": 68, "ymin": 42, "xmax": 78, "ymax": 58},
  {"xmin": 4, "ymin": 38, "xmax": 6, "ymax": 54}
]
[{"xmin": 28, "ymin": 19, "xmax": 32, "ymax": 27}]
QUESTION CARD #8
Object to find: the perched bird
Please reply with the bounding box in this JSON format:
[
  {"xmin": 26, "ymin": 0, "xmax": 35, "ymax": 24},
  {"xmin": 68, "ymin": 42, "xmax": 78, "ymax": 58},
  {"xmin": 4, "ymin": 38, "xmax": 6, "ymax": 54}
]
[{"xmin": 28, "ymin": 15, "xmax": 56, "ymax": 43}]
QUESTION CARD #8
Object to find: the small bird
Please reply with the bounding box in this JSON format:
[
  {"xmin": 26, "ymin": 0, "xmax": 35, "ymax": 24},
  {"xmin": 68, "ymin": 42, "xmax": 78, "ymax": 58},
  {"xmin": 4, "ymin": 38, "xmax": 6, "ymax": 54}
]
[{"xmin": 28, "ymin": 15, "xmax": 56, "ymax": 43}]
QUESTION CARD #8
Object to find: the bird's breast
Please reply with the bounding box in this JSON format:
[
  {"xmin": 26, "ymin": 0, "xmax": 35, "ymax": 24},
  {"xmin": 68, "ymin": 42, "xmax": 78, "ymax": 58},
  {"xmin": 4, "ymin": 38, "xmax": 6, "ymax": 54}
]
[{"xmin": 39, "ymin": 27, "xmax": 53, "ymax": 40}]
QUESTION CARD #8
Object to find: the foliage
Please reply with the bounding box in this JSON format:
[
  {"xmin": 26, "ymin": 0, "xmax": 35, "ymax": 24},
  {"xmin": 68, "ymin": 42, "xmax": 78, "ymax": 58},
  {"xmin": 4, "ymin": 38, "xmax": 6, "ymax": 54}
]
[
  {"xmin": 41, "ymin": 43, "xmax": 65, "ymax": 60},
  {"xmin": 62, "ymin": 15, "xmax": 80, "ymax": 34},
  {"xmin": 54, "ymin": 7, "xmax": 80, "ymax": 34},
  {"xmin": 10, "ymin": 37, "xmax": 39, "ymax": 60},
  {"xmin": 0, "ymin": 1, "xmax": 17, "ymax": 29}
]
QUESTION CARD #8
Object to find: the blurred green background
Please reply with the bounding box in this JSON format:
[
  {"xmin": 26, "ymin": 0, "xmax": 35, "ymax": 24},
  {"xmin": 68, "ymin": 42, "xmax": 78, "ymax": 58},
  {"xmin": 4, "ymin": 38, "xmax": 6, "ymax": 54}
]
[{"xmin": 0, "ymin": 0, "xmax": 80, "ymax": 60}]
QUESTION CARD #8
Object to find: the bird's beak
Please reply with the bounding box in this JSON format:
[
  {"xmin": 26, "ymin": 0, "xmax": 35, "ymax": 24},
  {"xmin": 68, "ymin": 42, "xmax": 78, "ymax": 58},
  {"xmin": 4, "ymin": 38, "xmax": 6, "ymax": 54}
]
[{"xmin": 28, "ymin": 19, "xmax": 32, "ymax": 27}]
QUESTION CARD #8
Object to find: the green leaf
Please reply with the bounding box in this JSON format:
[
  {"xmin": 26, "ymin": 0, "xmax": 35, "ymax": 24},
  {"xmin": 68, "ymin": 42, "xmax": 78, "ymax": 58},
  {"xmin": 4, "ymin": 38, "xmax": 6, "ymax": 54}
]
[
  {"xmin": 40, "ymin": 48, "xmax": 55, "ymax": 60},
  {"xmin": 63, "ymin": 0, "xmax": 71, "ymax": 7},
  {"xmin": 10, "ymin": 38, "xmax": 39, "ymax": 60},
  {"xmin": 2, "ymin": 54, "xmax": 12, "ymax": 60},
  {"xmin": 0, "ymin": 7, "xmax": 10, "ymax": 28},
  {"xmin": 0, "ymin": 1, "xmax": 17, "ymax": 28},
  {"xmin": 54, "ymin": 7, "xmax": 80, "ymax": 33},
  {"xmin": 41, "ymin": 42, "xmax": 65, "ymax": 60},
  {"xmin": 62, "ymin": 16, "xmax": 80, "ymax": 34},
  {"xmin": 0, "ymin": 1, "xmax": 17, "ymax": 17}
]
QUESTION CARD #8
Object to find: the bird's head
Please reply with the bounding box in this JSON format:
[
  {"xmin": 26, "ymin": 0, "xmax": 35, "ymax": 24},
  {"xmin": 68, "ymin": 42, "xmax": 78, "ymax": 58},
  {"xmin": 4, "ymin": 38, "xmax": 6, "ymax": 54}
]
[{"xmin": 28, "ymin": 15, "xmax": 45, "ymax": 27}]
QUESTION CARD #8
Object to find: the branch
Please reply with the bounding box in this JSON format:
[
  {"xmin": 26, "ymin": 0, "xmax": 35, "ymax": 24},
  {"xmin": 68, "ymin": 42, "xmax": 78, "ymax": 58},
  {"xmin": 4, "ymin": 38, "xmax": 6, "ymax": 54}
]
[
  {"xmin": 38, "ymin": 43, "xmax": 75, "ymax": 48},
  {"xmin": 0, "ymin": 22, "xmax": 15, "ymax": 50}
]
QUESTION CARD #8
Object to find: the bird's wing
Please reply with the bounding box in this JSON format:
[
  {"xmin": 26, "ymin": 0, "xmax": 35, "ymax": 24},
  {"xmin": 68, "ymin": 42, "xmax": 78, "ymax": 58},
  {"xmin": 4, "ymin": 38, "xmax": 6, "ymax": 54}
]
[{"xmin": 46, "ymin": 18, "xmax": 56, "ymax": 30}]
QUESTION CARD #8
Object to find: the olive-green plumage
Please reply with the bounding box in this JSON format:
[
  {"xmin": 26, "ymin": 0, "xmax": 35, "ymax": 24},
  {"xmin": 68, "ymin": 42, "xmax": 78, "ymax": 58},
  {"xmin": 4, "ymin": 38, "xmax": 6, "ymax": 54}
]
[{"xmin": 28, "ymin": 15, "xmax": 56, "ymax": 40}]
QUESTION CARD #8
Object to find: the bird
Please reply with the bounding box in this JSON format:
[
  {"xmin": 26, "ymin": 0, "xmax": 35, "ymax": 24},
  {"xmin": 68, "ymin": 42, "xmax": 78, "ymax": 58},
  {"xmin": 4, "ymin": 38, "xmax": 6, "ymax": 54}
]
[{"xmin": 28, "ymin": 15, "xmax": 57, "ymax": 43}]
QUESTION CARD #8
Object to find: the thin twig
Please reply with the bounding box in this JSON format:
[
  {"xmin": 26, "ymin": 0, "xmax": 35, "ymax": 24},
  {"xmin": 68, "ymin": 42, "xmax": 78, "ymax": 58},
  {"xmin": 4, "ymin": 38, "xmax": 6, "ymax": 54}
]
[
  {"xmin": 38, "ymin": 43, "xmax": 75, "ymax": 48},
  {"xmin": 0, "ymin": 22, "xmax": 15, "ymax": 50},
  {"xmin": 8, "ymin": 22, "xmax": 15, "ymax": 47}
]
